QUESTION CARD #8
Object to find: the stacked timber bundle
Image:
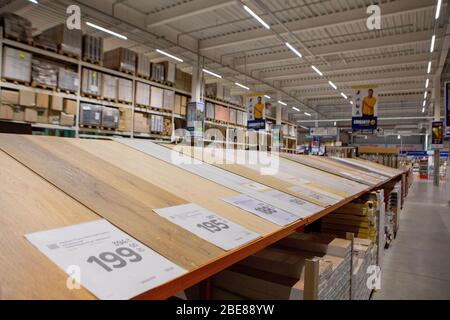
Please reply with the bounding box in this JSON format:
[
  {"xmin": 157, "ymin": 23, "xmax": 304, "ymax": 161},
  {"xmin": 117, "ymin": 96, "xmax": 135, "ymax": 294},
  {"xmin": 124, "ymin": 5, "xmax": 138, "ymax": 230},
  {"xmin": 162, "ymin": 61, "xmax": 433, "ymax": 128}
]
[
  {"xmin": 211, "ymin": 233, "xmax": 352, "ymax": 300},
  {"xmin": 351, "ymin": 238, "xmax": 373, "ymax": 300}
]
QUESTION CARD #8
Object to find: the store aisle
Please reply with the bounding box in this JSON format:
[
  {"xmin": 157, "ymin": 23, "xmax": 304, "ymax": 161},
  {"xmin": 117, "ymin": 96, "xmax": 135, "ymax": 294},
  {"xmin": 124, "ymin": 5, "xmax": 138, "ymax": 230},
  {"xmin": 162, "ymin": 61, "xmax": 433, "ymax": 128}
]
[{"xmin": 372, "ymin": 177, "xmax": 450, "ymax": 300}]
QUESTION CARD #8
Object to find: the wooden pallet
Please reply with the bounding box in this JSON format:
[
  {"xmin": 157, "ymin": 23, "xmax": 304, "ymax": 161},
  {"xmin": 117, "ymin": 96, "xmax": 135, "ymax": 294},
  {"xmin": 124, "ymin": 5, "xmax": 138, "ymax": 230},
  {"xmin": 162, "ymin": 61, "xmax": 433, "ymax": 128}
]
[
  {"xmin": 31, "ymin": 82, "xmax": 57, "ymax": 91},
  {"xmin": 34, "ymin": 43, "xmax": 58, "ymax": 53},
  {"xmin": 82, "ymin": 58, "xmax": 101, "ymax": 66},
  {"xmin": 101, "ymin": 97, "xmax": 119, "ymax": 103},
  {"xmin": 56, "ymin": 88, "xmax": 78, "ymax": 95},
  {"xmin": 163, "ymin": 81, "xmax": 174, "ymax": 87},
  {"xmin": 5, "ymin": 35, "xmax": 33, "ymax": 46},
  {"xmin": 2, "ymin": 78, "xmax": 30, "ymax": 86},
  {"xmin": 135, "ymin": 104, "xmax": 150, "ymax": 110},
  {"xmin": 119, "ymin": 68, "xmax": 135, "ymax": 76},
  {"xmin": 100, "ymin": 127, "xmax": 116, "ymax": 131},
  {"xmin": 136, "ymin": 74, "xmax": 151, "ymax": 80},
  {"xmin": 117, "ymin": 100, "xmax": 133, "ymax": 106},
  {"xmin": 81, "ymin": 92, "xmax": 101, "ymax": 100},
  {"xmin": 58, "ymin": 50, "xmax": 80, "ymax": 60},
  {"xmin": 80, "ymin": 124, "xmax": 100, "ymax": 130}
]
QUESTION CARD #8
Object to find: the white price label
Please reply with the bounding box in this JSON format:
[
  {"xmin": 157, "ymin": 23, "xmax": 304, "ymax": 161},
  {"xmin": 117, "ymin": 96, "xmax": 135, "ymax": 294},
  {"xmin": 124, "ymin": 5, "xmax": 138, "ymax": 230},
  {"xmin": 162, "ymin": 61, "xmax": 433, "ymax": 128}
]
[
  {"xmin": 25, "ymin": 220, "xmax": 186, "ymax": 300},
  {"xmin": 95, "ymin": 113, "xmax": 100, "ymax": 121},
  {"xmin": 261, "ymin": 189, "xmax": 324, "ymax": 218},
  {"xmin": 239, "ymin": 182, "xmax": 270, "ymax": 192},
  {"xmin": 223, "ymin": 195, "xmax": 300, "ymax": 226},
  {"xmin": 154, "ymin": 204, "xmax": 260, "ymax": 251},
  {"xmin": 288, "ymin": 186, "xmax": 342, "ymax": 206}
]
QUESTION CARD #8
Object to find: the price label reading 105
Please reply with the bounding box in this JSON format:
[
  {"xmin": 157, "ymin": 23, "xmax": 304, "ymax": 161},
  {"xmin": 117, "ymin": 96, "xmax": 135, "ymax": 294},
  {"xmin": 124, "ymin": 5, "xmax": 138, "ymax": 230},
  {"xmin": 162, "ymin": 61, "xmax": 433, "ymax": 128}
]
[
  {"xmin": 197, "ymin": 219, "xmax": 229, "ymax": 233},
  {"xmin": 87, "ymin": 247, "xmax": 142, "ymax": 272}
]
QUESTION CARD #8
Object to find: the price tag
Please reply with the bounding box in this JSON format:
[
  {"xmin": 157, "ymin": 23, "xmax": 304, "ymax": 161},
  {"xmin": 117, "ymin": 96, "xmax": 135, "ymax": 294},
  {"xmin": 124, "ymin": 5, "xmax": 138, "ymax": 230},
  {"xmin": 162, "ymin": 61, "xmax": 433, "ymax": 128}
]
[
  {"xmin": 239, "ymin": 182, "xmax": 270, "ymax": 192},
  {"xmin": 288, "ymin": 185, "xmax": 342, "ymax": 206},
  {"xmin": 223, "ymin": 195, "xmax": 300, "ymax": 226},
  {"xmin": 25, "ymin": 220, "xmax": 186, "ymax": 300},
  {"xmin": 154, "ymin": 204, "xmax": 260, "ymax": 251},
  {"xmin": 261, "ymin": 189, "xmax": 324, "ymax": 217}
]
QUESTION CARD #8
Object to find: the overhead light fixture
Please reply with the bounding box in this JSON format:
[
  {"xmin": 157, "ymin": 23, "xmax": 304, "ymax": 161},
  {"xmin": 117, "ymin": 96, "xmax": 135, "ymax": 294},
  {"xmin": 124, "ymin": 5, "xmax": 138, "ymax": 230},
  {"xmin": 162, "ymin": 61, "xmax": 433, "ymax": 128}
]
[
  {"xmin": 423, "ymin": 100, "xmax": 426, "ymax": 107},
  {"xmin": 334, "ymin": 121, "xmax": 337, "ymax": 126},
  {"xmin": 202, "ymin": 69, "xmax": 222, "ymax": 79},
  {"xmin": 427, "ymin": 61, "xmax": 432, "ymax": 74},
  {"xmin": 350, "ymin": 101, "xmax": 354, "ymax": 105},
  {"xmin": 243, "ymin": 5, "xmax": 270, "ymax": 30},
  {"xmin": 436, "ymin": 0, "xmax": 442, "ymax": 20},
  {"xmin": 86, "ymin": 22, "xmax": 127, "ymax": 40},
  {"xmin": 235, "ymin": 82, "xmax": 250, "ymax": 90},
  {"xmin": 328, "ymin": 81, "xmax": 337, "ymax": 90},
  {"xmin": 304, "ymin": 112, "xmax": 312, "ymax": 117},
  {"xmin": 364, "ymin": 135, "xmax": 368, "ymax": 140},
  {"xmin": 286, "ymin": 42, "xmax": 302, "ymax": 58},
  {"xmin": 422, "ymin": 107, "xmax": 425, "ymax": 113},
  {"xmin": 341, "ymin": 92, "xmax": 348, "ymax": 99},
  {"xmin": 300, "ymin": 125, "xmax": 309, "ymax": 130},
  {"xmin": 264, "ymin": 95, "xmax": 271, "ymax": 100},
  {"xmin": 430, "ymin": 34, "xmax": 436, "ymax": 53},
  {"xmin": 292, "ymin": 107, "xmax": 300, "ymax": 112},
  {"xmin": 311, "ymin": 65, "xmax": 323, "ymax": 76},
  {"xmin": 397, "ymin": 135, "xmax": 401, "ymax": 140},
  {"xmin": 424, "ymin": 91, "xmax": 428, "ymax": 99},
  {"xmin": 156, "ymin": 49, "xmax": 183, "ymax": 63},
  {"xmin": 425, "ymin": 78, "xmax": 429, "ymax": 88},
  {"xmin": 28, "ymin": 0, "xmax": 38, "ymax": 3},
  {"xmin": 278, "ymin": 100, "xmax": 287, "ymax": 106}
]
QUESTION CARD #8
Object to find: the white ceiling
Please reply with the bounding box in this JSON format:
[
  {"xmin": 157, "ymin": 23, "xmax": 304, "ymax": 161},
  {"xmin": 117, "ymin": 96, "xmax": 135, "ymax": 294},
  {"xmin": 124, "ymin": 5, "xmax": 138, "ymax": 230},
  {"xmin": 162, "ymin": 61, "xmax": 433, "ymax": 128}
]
[{"xmin": 4, "ymin": 0, "xmax": 450, "ymax": 130}]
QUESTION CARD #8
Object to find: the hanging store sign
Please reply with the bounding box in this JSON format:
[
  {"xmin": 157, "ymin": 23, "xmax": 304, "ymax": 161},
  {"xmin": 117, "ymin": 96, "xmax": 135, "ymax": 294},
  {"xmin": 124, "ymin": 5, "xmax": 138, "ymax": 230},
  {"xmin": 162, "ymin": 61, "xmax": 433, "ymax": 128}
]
[
  {"xmin": 154, "ymin": 203, "xmax": 260, "ymax": 251},
  {"xmin": 247, "ymin": 93, "xmax": 266, "ymax": 131},
  {"xmin": 431, "ymin": 121, "xmax": 444, "ymax": 149},
  {"xmin": 352, "ymin": 86, "xmax": 379, "ymax": 131},
  {"xmin": 310, "ymin": 127, "xmax": 339, "ymax": 137},
  {"xmin": 445, "ymin": 81, "xmax": 450, "ymax": 137},
  {"xmin": 25, "ymin": 220, "xmax": 187, "ymax": 300}
]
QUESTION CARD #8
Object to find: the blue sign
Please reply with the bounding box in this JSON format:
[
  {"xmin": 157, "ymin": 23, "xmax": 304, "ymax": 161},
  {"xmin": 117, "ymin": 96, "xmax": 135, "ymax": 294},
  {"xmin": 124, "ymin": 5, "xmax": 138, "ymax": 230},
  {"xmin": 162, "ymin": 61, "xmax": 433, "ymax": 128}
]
[
  {"xmin": 247, "ymin": 119, "xmax": 266, "ymax": 131},
  {"xmin": 445, "ymin": 82, "xmax": 450, "ymax": 137},
  {"xmin": 352, "ymin": 116, "xmax": 378, "ymax": 131}
]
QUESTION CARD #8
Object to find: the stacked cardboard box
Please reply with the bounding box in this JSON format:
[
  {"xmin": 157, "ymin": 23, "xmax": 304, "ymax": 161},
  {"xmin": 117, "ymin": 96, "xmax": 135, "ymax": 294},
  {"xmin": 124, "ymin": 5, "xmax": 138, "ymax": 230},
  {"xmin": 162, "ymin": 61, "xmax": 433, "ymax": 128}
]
[
  {"xmin": 214, "ymin": 104, "xmax": 229, "ymax": 122},
  {"xmin": 2, "ymin": 47, "xmax": 32, "ymax": 83},
  {"xmin": 163, "ymin": 118, "xmax": 172, "ymax": 136},
  {"xmin": 137, "ymin": 54, "xmax": 151, "ymax": 78},
  {"xmin": 133, "ymin": 112, "xmax": 149, "ymax": 133},
  {"xmin": 135, "ymin": 82, "xmax": 150, "ymax": 106},
  {"xmin": 163, "ymin": 90, "xmax": 175, "ymax": 111},
  {"xmin": 81, "ymin": 69, "xmax": 102, "ymax": 97},
  {"xmin": 150, "ymin": 86, "xmax": 164, "ymax": 109},
  {"xmin": 230, "ymin": 95, "xmax": 244, "ymax": 107},
  {"xmin": 58, "ymin": 68, "xmax": 79, "ymax": 93},
  {"xmin": 19, "ymin": 90, "xmax": 35, "ymax": 108},
  {"xmin": 34, "ymin": 31, "xmax": 58, "ymax": 52},
  {"xmin": 205, "ymin": 83, "xmax": 217, "ymax": 98},
  {"xmin": 118, "ymin": 78, "xmax": 132, "ymax": 103},
  {"xmin": 39, "ymin": 24, "xmax": 82, "ymax": 57},
  {"xmin": 118, "ymin": 107, "xmax": 132, "ymax": 132},
  {"xmin": 60, "ymin": 112, "xmax": 75, "ymax": 126},
  {"xmin": 101, "ymin": 106, "xmax": 119, "ymax": 129},
  {"xmin": 206, "ymin": 102, "xmax": 215, "ymax": 120},
  {"xmin": 79, "ymin": 103, "xmax": 102, "ymax": 127},
  {"xmin": 180, "ymin": 96, "xmax": 188, "ymax": 116},
  {"xmin": 0, "ymin": 13, "xmax": 32, "ymax": 43},
  {"xmin": 229, "ymin": 109, "xmax": 237, "ymax": 124},
  {"xmin": 82, "ymin": 35, "xmax": 103, "ymax": 64},
  {"xmin": 63, "ymin": 99, "xmax": 77, "ymax": 115},
  {"xmin": 159, "ymin": 61, "xmax": 176, "ymax": 84},
  {"xmin": 149, "ymin": 115, "xmax": 164, "ymax": 133},
  {"xmin": 175, "ymin": 69, "xmax": 192, "ymax": 92},
  {"xmin": 351, "ymin": 238, "xmax": 373, "ymax": 300},
  {"xmin": 236, "ymin": 110, "xmax": 246, "ymax": 126},
  {"xmin": 32, "ymin": 59, "xmax": 58, "ymax": 88},
  {"xmin": 103, "ymin": 48, "xmax": 136, "ymax": 74},
  {"xmin": 151, "ymin": 63, "xmax": 165, "ymax": 82},
  {"xmin": 101, "ymin": 74, "xmax": 118, "ymax": 101}
]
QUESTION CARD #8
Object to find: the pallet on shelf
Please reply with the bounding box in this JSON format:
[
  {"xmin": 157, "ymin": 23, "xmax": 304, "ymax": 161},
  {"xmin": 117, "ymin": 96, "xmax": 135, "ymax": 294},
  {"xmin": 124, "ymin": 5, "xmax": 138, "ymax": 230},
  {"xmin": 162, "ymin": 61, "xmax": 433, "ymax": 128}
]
[{"xmin": 31, "ymin": 82, "xmax": 57, "ymax": 91}]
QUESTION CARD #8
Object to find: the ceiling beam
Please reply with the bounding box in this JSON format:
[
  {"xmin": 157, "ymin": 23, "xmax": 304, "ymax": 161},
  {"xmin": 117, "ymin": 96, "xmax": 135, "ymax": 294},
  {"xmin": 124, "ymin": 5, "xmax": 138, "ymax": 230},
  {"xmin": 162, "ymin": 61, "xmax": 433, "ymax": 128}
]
[
  {"xmin": 234, "ymin": 30, "xmax": 432, "ymax": 68},
  {"xmin": 146, "ymin": 0, "xmax": 236, "ymax": 28},
  {"xmin": 200, "ymin": 0, "xmax": 436, "ymax": 52}
]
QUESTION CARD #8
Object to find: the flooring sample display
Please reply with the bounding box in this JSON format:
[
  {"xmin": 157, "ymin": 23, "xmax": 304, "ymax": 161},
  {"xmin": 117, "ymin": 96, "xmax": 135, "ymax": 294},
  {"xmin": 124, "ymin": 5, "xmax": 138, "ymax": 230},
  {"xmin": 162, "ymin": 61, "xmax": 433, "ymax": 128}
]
[
  {"xmin": 0, "ymin": 150, "xmax": 96, "ymax": 299},
  {"xmin": 280, "ymin": 154, "xmax": 386, "ymax": 186},
  {"xmin": 26, "ymin": 220, "xmax": 187, "ymax": 300},
  {"xmin": 331, "ymin": 157, "xmax": 402, "ymax": 178},
  {"xmin": 0, "ymin": 134, "xmax": 224, "ymax": 270},
  {"xmin": 114, "ymin": 138, "xmax": 322, "ymax": 220}
]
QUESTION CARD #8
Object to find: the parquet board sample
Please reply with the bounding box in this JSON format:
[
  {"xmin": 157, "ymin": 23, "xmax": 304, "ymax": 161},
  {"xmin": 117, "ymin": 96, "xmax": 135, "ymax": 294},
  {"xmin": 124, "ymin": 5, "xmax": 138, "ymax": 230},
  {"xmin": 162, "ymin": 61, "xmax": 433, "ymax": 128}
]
[
  {"xmin": 0, "ymin": 134, "xmax": 224, "ymax": 269},
  {"xmin": 0, "ymin": 150, "xmax": 95, "ymax": 300},
  {"xmin": 68, "ymin": 139, "xmax": 278, "ymax": 236},
  {"xmin": 331, "ymin": 157, "xmax": 402, "ymax": 178},
  {"xmin": 280, "ymin": 154, "xmax": 385, "ymax": 186}
]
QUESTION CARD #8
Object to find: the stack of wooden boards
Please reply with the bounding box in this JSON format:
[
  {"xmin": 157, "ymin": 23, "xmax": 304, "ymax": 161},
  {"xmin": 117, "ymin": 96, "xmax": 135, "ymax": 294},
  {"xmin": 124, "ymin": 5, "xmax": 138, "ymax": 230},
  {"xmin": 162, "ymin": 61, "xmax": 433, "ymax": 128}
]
[
  {"xmin": 351, "ymin": 238, "xmax": 374, "ymax": 300},
  {"xmin": 0, "ymin": 135, "xmax": 401, "ymax": 300}
]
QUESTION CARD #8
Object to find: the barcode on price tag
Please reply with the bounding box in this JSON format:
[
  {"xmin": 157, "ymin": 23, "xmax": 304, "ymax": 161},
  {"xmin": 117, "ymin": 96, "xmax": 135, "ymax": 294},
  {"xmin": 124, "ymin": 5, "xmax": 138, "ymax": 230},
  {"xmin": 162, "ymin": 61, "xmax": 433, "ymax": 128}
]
[
  {"xmin": 154, "ymin": 204, "xmax": 261, "ymax": 251},
  {"xmin": 223, "ymin": 195, "xmax": 300, "ymax": 226}
]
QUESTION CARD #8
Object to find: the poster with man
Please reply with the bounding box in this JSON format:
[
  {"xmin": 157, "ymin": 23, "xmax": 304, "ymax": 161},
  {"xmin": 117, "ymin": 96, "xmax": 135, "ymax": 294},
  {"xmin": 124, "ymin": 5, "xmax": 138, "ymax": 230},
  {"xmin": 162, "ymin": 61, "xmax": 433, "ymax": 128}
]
[
  {"xmin": 352, "ymin": 86, "xmax": 379, "ymax": 131},
  {"xmin": 445, "ymin": 81, "xmax": 450, "ymax": 137},
  {"xmin": 247, "ymin": 93, "xmax": 266, "ymax": 131}
]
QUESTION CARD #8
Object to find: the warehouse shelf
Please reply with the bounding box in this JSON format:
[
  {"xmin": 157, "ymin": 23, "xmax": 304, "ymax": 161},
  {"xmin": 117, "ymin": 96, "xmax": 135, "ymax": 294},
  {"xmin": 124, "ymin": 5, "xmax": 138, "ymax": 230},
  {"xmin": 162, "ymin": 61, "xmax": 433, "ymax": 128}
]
[
  {"xmin": 205, "ymin": 96, "xmax": 247, "ymax": 113},
  {"xmin": 79, "ymin": 127, "xmax": 132, "ymax": 136}
]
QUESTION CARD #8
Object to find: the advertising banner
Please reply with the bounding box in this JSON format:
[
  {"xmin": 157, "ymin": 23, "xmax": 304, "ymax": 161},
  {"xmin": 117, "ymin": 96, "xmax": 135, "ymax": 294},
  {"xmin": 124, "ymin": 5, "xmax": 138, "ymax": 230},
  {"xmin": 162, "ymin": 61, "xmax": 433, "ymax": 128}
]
[
  {"xmin": 445, "ymin": 81, "xmax": 450, "ymax": 137},
  {"xmin": 431, "ymin": 121, "xmax": 444, "ymax": 149},
  {"xmin": 247, "ymin": 93, "xmax": 266, "ymax": 131},
  {"xmin": 352, "ymin": 86, "xmax": 378, "ymax": 131}
]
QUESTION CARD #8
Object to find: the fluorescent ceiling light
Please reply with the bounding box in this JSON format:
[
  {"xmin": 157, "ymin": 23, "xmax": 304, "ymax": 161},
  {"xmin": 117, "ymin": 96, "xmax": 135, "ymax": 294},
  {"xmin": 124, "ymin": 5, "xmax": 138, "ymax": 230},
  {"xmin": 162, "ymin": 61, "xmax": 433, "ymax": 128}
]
[
  {"xmin": 304, "ymin": 112, "xmax": 312, "ymax": 117},
  {"xmin": 341, "ymin": 92, "xmax": 348, "ymax": 99},
  {"xmin": 202, "ymin": 69, "xmax": 222, "ymax": 79},
  {"xmin": 328, "ymin": 81, "xmax": 337, "ymax": 90},
  {"xmin": 156, "ymin": 49, "xmax": 183, "ymax": 63},
  {"xmin": 264, "ymin": 95, "xmax": 271, "ymax": 100},
  {"xmin": 425, "ymin": 78, "xmax": 429, "ymax": 88},
  {"xmin": 424, "ymin": 91, "xmax": 428, "ymax": 99},
  {"xmin": 334, "ymin": 121, "xmax": 337, "ymax": 126},
  {"xmin": 430, "ymin": 35, "xmax": 436, "ymax": 53},
  {"xmin": 350, "ymin": 101, "xmax": 354, "ymax": 105},
  {"xmin": 28, "ymin": 0, "xmax": 38, "ymax": 3},
  {"xmin": 397, "ymin": 135, "xmax": 401, "ymax": 139},
  {"xmin": 427, "ymin": 61, "xmax": 432, "ymax": 74},
  {"xmin": 286, "ymin": 42, "xmax": 302, "ymax": 58},
  {"xmin": 436, "ymin": 0, "xmax": 442, "ymax": 19},
  {"xmin": 86, "ymin": 22, "xmax": 127, "ymax": 40},
  {"xmin": 300, "ymin": 125, "xmax": 309, "ymax": 130},
  {"xmin": 235, "ymin": 82, "xmax": 250, "ymax": 90},
  {"xmin": 243, "ymin": 5, "xmax": 270, "ymax": 30},
  {"xmin": 278, "ymin": 100, "xmax": 287, "ymax": 106},
  {"xmin": 292, "ymin": 107, "xmax": 300, "ymax": 112},
  {"xmin": 423, "ymin": 100, "xmax": 426, "ymax": 107},
  {"xmin": 311, "ymin": 65, "xmax": 323, "ymax": 76},
  {"xmin": 422, "ymin": 107, "xmax": 425, "ymax": 113}
]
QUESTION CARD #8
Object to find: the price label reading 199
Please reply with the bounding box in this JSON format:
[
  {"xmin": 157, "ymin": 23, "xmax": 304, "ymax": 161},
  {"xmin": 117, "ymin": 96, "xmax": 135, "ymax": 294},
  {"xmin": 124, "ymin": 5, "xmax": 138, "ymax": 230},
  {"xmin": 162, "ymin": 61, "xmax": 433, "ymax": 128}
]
[
  {"xmin": 87, "ymin": 247, "xmax": 142, "ymax": 272},
  {"xmin": 196, "ymin": 219, "xmax": 230, "ymax": 233}
]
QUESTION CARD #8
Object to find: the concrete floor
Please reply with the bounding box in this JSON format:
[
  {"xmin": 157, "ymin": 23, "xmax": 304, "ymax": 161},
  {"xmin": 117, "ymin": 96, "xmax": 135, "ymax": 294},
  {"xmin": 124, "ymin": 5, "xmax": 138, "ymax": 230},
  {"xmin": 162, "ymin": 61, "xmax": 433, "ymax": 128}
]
[{"xmin": 372, "ymin": 176, "xmax": 450, "ymax": 300}]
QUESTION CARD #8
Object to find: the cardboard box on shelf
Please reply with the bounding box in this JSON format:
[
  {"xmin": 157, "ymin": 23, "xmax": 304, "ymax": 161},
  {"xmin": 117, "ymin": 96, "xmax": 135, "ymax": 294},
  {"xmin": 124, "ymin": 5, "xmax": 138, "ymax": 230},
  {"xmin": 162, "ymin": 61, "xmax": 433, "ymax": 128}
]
[
  {"xmin": 60, "ymin": 112, "xmax": 75, "ymax": 127},
  {"xmin": 12, "ymin": 106, "xmax": 25, "ymax": 121},
  {"xmin": 163, "ymin": 89, "xmax": 175, "ymax": 111},
  {"xmin": 50, "ymin": 95, "xmax": 63, "ymax": 111},
  {"xmin": 159, "ymin": 61, "xmax": 176, "ymax": 84},
  {"xmin": 37, "ymin": 109, "xmax": 48, "ymax": 123},
  {"xmin": 1, "ymin": 90, "xmax": 19, "ymax": 105},
  {"xmin": 151, "ymin": 63, "xmax": 165, "ymax": 82},
  {"xmin": 39, "ymin": 24, "xmax": 82, "ymax": 57},
  {"xmin": 80, "ymin": 103, "xmax": 102, "ymax": 127},
  {"xmin": 118, "ymin": 107, "xmax": 132, "ymax": 132},
  {"xmin": 206, "ymin": 102, "xmax": 215, "ymax": 119},
  {"xmin": 118, "ymin": 78, "xmax": 132, "ymax": 103},
  {"xmin": 205, "ymin": 83, "xmax": 218, "ymax": 98},
  {"xmin": 174, "ymin": 94, "xmax": 182, "ymax": 115},
  {"xmin": 101, "ymin": 74, "xmax": 118, "ymax": 101},
  {"xmin": 63, "ymin": 99, "xmax": 77, "ymax": 115},
  {"xmin": 25, "ymin": 108, "xmax": 38, "ymax": 123},
  {"xmin": 0, "ymin": 105, "xmax": 14, "ymax": 120},
  {"xmin": 58, "ymin": 68, "xmax": 79, "ymax": 93},
  {"xmin": 229, "ymin": 108, "xmax": 237, "ymax": 124},
  {"xmin": 2, "ymin": 47, "xmax": 32, "ymax": 83},
  {"xmin": 48, "ymin": 111, "xmax": 60, "ymax": 125},
  {"xmin": 181, "ymin": 95, "xmax": 188, "ymax": 107},
  {"xmin": 81, "ymin": 69, "xmax": 102, "ymax": 97},
  {"xmin": 150, "ymin": 86, "xmax": 163, "ymax": 109},
  {"xmin": 133, "ymin": 112, "xmax": 149, "ymax": 133},
  {"xmin": 82, "ymin": 35, "xmax": 103, "ymax": 65},
  {"xmin": 135, "ymin": 82, "xmax": 150, "ymax": 106},
  {"xmin": 101, "ymin": 106, "xmax": 119, "ymax": 129},
  {"xmin": 19, "ymin": 90, "xmax": 35, "ymax": 107},
  {"xmin": 36, "ymin": 93, "xmax": 50, "ymax": 109},
  {"xmin": 215, "ymin": 104, "xmax": 229, "ymax": 122},
  {"xmin": 137, "ymin": 54, "xmax": 151, "ymax": 78},
  {"xmin": 103, "ymin": 48, "xmax": 137, "ymax": 74},
  {"xmin": 0, "ymin": 12, "xmax": 33, "ymax": 43},
  {"xmin": 180, "ymin": 105, "xmax": 186, "ymax": 116}
]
